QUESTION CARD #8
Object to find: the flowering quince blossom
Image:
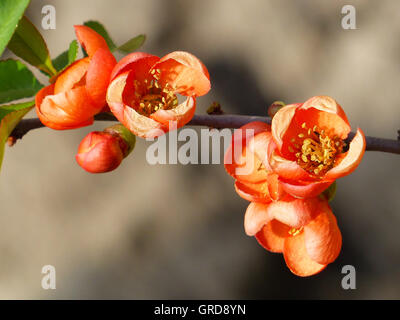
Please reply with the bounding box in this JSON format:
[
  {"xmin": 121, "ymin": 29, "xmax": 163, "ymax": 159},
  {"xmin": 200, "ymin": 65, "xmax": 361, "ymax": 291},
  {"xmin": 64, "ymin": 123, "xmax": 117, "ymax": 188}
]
[
  {"xmin": 245, "ymin": 196, "xmax": 342, "ymax": 277},
  {"xmin": 106, "ymin": 51, "xmax": 211, "ymax": 138},
  {"xmin": 224, "ymin": 123, "xmax": 342, "ymax": 276},
  {"xmin": 35, "ymin": 26, "xmax": 117, "ymax": 130},
  {"xmin": 224, "ymin": 121, "xmax": 285, "ymax": 203},
  {"xmin": 224, "ymin": 96, "xmax": 366, "ymax": 276},
  {"xmin": 269, "ymin": 96, "xmax": 366, "ymax": 198}
]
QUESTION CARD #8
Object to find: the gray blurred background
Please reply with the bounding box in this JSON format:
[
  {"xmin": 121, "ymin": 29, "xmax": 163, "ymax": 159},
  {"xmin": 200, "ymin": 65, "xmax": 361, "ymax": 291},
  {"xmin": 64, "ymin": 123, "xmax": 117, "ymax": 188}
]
[{"xmin": 0, "ymin": 0, "xmax": 399, "ymax": 299}]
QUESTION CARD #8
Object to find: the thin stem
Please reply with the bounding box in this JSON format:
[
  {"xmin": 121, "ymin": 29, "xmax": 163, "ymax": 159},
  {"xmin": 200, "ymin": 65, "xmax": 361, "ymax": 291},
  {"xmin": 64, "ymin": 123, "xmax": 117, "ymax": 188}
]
[{"xmin": 10, "ymin": 113, "xmax": 400, "ymax": 154}]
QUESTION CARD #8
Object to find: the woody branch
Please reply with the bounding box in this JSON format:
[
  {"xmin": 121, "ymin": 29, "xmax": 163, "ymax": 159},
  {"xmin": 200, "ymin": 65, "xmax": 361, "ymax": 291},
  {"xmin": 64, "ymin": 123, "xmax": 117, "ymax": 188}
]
[{"xmin": 10, "ymin": 113, "xmax": 400, "ymax": 155}]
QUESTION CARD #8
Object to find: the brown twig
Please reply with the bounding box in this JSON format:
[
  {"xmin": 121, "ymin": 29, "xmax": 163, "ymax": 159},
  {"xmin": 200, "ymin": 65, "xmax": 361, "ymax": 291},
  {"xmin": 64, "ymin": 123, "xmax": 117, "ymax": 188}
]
[{"xmin": 10, "ymin": 113, "xmax": 400, "ymax": 154}]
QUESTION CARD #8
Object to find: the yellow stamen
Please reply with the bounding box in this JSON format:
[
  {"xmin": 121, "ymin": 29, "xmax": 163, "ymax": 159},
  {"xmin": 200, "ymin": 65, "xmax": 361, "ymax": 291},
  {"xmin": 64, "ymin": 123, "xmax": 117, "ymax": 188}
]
[
  {"xmin": 293, "ymin": 124, "xmax": 343, "ymax": 177},
  {"xmin": 288, "ymin": 227, "xmax": 303, "ymax": 236},
  {"xmin": 133, "ymin": 70, "xmax": 178, "ymax": 116}
]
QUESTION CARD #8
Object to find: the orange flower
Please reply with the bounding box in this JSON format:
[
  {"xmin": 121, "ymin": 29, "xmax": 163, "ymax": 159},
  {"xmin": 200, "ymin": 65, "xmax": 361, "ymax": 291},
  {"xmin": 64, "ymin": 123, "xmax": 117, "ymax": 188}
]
[
  {"xmin": 36, "ymin": 26, "xmax": 117, "ymax": 130},
  {"xmin": 269, "ymin": 96, "xmax": 366, "ymax": 198},
  {"xmin": 224, "ymin": 121, "xmax": 285, "ymax": 203},
  {"xmin": 245, "ymin": 195, "xmax": 342, "ymax": 277},
  {"xmin": 106, "ymin": 51, "xmax": 211, "ymax": 138}
]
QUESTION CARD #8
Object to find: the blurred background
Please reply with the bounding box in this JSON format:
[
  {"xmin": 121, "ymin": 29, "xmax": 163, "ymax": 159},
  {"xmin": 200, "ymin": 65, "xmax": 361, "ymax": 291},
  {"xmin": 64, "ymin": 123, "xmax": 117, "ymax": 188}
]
[{"xmin": 0, "ymin": 0, "xmax": 399, "ymax": 299}]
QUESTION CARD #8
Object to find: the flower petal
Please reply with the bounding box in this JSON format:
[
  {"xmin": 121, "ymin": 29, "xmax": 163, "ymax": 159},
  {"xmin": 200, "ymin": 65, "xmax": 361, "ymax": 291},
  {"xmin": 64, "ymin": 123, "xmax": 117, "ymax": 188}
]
[
  {"xmin": 248, "ymin": 130, "xmax": 273, "ymax": 171},
  {"xmin": 244, "ymin": 202, "xmax": 271, "ymax": 236},
  {"xmin": 296, "ymin": 96, "xmax": 351, "ymax": 140},
  {"xmin": 123, "ymin": 106, "xmax": 166, "ymax": 138},
  {"xmin": 36, "ymin": 85, "xmax": 95, "ymax": 130},
  {"xmin": 255, "ymin": 220, "xmax": 290, "ymax": 253},
  {"xmin": 324, "ymin": 128, "xmax": 366, "ymax": 180},
  {"xmin": 152, "ymin": 51, "xmax": 211, "ymax": 97},
  {"xmin": 300, "ymin": 95, "xmax": 350, "ymax": 125},
  {"xmin": 110, "ymin": 52, "xmax": 159, "ymax": 81},
  {"xmin": 266, "ymin": 195, "xmax": 319, "ymax": 229},
  {"xmin": 283, "ymin": 232, "xmax": 327, "ymax": 277},
  {"xmin": 106, "ymin": 72, "xmax": 128, "ymax": 120},
  {"xmin": 265, "ymin": 173, "xmax": 286, "ymax": 201},
  {"xmin": 234, "ymin": 180, "xmax": 272, "ymax": 203},
  {"xmin": 224, "ymin": 122, "xmax": 271, "ymax": 183},
  {"xmin": 279, "ymin": 178, "xmax": 333, "ymax": 199},
  {"xmin": 304, "ymin": 201, "xmax": 342, "ymax": 265},
  {"xmin": 85, "ymin": 48, "xmax": 117, "ymax": 110},
  {"xmin": 74, "ymin": 25, "xmax": 109, "ymax": 57},
  {"xmin": 271, "ymin": 104, "xmax": 298, "ymax": 151},
  {"xmin": 35, "ymin": 84, "xmax": 54, "ymax": 108},
  {"xmin": 54, "ymin": 58, "xmax": 90, "ymax": 94},
  {"xmin": 268, "ymin": 141, "xmax": 312, "ymax": 181},
  {"xmin": 150, "ymin": 96, "xmax": 196, "ymax": 129}
]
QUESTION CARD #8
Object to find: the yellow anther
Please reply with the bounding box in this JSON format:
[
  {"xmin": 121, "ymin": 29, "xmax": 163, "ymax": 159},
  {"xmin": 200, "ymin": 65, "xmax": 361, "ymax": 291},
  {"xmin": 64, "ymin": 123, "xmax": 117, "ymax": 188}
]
[
  {"xmin": 134, "ymin": 74, "xmax": 179, "ymax": 116},
  {"xmin": 288, "ymin": 227, "xmax": 302, "ymax": 236},
  {"xmin": 295, "ymin": 126, "xmax": 343, "ymax": 176}
]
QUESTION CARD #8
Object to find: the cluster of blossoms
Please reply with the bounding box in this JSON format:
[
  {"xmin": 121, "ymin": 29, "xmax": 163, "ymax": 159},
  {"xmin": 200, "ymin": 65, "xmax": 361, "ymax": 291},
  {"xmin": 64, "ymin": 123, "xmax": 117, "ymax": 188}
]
[
  {"xmin": 224, "ymin": 96, "xmax": 366, "ymax": 276},
  {"xmin": 33, "ymin": 26, "xmax": 367, "ymax": 277},
  {"xmin": 35, "ymin": 25, "xmax": 210, "ymax": 172}
]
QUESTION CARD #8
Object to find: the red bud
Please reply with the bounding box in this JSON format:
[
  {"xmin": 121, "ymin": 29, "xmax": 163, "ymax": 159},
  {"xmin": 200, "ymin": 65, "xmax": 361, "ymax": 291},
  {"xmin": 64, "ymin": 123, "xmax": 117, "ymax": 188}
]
[{"xmin": 76, "ymin": 131, "xmax": 125, "ymax": 173}]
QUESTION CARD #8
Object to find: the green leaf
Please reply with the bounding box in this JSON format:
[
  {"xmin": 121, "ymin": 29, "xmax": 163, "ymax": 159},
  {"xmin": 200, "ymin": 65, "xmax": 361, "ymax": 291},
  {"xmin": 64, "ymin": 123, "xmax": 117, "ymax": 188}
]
[
  {"xmin": 83, "ymin": 20, "xmax": 116, "ymax": 51},
  {"xmin": 0, "ymin": 59, "xmax": 43, "ymax": 104},
  {"xmin": 0, "ymin": 0, "xmax": 30, "ymax": 57},
  {"xmin": 0, "ymin": 100, "xmax": 34, "ymax": 171},
  {"xmin": 7, "ymin": 15, "xmax": 56, "ymax": 76},
  {"xmin": 322, "ymin": 181, "xmax": 337, "ymax": 202},
  {"xmin": 52, "ymin": 40, "xmax": 78, "ymax": 72},
  {"xmin": 117, "ymin": 34, "xmax": 146, "ymax": 53}
]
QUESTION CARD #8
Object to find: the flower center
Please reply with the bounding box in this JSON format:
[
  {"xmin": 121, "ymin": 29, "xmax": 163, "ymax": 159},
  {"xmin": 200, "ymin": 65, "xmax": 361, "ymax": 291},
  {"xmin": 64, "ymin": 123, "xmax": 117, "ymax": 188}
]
[
  {"xmin": 133, "ymin": 69, "xmax": 178, "ymax": 116},
  {"xmin": 288, "ymin": 122, "xmax": 343, "ymax": 176}
]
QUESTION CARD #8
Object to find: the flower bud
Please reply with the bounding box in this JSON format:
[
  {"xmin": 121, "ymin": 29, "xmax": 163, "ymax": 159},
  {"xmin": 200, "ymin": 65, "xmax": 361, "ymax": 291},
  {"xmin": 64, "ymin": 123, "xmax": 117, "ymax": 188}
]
[
  {"xmin": 268, "ymin": 101, "xmax": 285, "ymax": 119},
  {"xmin": 103, "ymin": 124, "xmax": 136, "ymax": 157},
  {"xmin": 76, "ymin": 124, "xmax": 136, "ymax": 173}
]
